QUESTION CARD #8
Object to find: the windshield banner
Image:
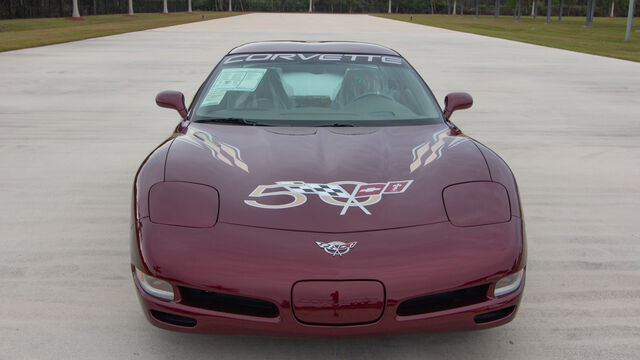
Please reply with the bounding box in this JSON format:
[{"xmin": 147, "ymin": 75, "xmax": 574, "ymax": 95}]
[{"xmin": 223, "ymin": 53, "xmax": 404, "ymax": 65}]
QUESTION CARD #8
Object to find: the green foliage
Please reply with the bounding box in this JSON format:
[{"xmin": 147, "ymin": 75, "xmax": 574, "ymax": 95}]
[{"xmin": 1, "ymin": 0, "xmax": 638, "ymax": 18}]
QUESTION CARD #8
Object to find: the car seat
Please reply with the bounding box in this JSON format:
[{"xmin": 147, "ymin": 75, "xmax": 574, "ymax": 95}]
[{"xmin": 333, "ymin": 68, "xmax": 385, "ymax": 108}]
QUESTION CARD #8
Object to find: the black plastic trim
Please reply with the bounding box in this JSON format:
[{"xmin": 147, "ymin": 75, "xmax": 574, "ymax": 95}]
[
  {"xmin": 179, "ymin": 287, "xmax": 279, "ymax": 318},
  {"xmin": 474, "ymin": 306, "xmax": 516, "ymax": 324},
  {"xmin": 397, "ymin": 284, "xmax": 489, "ymax": 316},
  {"xmin": 150, "ymin": 310, "xmax": 197, "ymax": 327}
]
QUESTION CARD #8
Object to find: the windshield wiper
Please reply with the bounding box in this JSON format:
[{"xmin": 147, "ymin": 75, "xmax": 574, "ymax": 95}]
[
  {"xmin": 315, "ymin": 123, "xmax": 357, "ymax": 127},
  {"xmin": 194, "ymin": 117, "xmax": 274, "ymax": 126}
]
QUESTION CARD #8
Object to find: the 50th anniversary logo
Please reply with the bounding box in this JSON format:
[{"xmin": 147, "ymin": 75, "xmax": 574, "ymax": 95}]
[{"xmin": 245, "ymin": 180, "xmax": 413, "ymax": 215}]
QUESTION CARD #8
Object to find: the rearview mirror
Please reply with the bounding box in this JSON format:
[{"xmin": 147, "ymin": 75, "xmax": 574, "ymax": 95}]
[
  {"xmin": 156, "ymin": 90, "xmax": 187, "ymax": 120},
  {"xmin": 443, "ymin": 92, "xmax": 473, "ymax": 119}
]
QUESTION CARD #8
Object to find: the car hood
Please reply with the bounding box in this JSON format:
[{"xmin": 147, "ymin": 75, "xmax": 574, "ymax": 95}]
[{"xmin": 164, "ymin": 123, "xmax": 490, "ymax": 232}]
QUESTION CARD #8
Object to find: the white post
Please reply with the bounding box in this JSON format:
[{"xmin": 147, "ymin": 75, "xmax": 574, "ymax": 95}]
[
  {"xmin": 309, "ymin": 0, "xmax": 312, "ymax": 12},
  {"xmin": 453, "ymin": 0, "xmax": 457, "ymax": 14},
  {"xmin": 388, "ymin": 0, "xmax": 392, "ymax": 13},
  {"xmin": 162, "ymin": 0, "xmax": 168, "ymax": 13},
  {"xmin": 625, "ymin": 0, "xmax": 635, "ymax": 41},
  {"xmin": 188, "ymin": 0, "xmax": 192, "ymax": 12},
  {"xmin": 610, "ymin": 1, "xmax": 615, "ymax": 16},
  {"xmin": 128, "ymin": 0, "xmax": 134, "ymax": 15},
  {"xmin": 72, "ymin": 0, "xmax": 80, "ymax": 17},
  {"xmin": 229, "ymin": 0, "xmax": 232, "ymax": 11}
]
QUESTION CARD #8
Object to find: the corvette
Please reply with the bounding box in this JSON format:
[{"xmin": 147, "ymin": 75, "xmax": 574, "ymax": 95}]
[{"xmin": 131, "ymin": 41, "xmax": 526, "ymax": 336}]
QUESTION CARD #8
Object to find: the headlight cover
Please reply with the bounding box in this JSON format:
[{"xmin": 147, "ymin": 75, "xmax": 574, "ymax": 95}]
[
  {"xmin": 148, "ymin": 181, "xmax": 219, "ymax": 228},
  {"xmin": 442, "ymin": 181, "xmax": 511, "ymax": 227},
  {"xmin": 134, "ymin": 267, "xmax": 174, "ymax": 301},
  {"xmin": 494, "ymin": 269, "xmax": 524, "ymax": 297}
]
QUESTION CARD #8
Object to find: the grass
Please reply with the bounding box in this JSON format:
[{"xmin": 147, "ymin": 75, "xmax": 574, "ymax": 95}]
[
  {"xmin": 375, "ymin": 14, "xmax": 640, "ymax": 62},
  {"xmin": 0, "ymin": 12, "xmax": 242, "ymax": 52}
]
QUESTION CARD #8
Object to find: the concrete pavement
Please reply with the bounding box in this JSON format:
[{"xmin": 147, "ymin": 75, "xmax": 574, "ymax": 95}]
[{"xmin": 1, "ymin": 13, "xmax": 639, "ymax": 359}]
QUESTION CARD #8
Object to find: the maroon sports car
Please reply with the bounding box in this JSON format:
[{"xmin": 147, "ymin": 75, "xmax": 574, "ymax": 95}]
[{"xmin": 131, "ymin": 41, "xmax": 526, "ymax": 336}]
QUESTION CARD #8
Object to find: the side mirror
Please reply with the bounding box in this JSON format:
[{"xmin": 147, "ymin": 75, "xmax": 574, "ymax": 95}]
[
  {"xmin": 443, "ymin": 92, "xmax": 473, "ymax": 119},
  {"xmin": 156, "ymin": 90, "xmax": 187, "ymax": 120}
]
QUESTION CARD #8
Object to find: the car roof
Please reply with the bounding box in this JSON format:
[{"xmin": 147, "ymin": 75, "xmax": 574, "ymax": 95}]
[{"xmin": 228, "ymin": 41, "xmax": 400, "ymax": 56}]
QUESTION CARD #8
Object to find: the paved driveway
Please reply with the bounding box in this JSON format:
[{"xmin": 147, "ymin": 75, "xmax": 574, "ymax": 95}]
[{"xmin": 1, "ymin": 13, "xmax": 639, "ymax": 359}]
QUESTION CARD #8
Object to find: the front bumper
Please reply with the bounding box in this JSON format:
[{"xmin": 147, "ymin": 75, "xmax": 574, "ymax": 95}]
[
  {"xmin": 134, "ymin": 275, "xmax": 523, "ymax": 336},
  {"xmin": 131, "ymin": 218, "xmax": 526, "ymax": 336}
]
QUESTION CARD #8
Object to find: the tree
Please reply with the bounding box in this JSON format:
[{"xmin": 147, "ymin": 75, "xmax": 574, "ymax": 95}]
[
  {"xmin": 610, "ymin": 1, "xmax": 615, "ymax": 16},
  {"xmin": 188, "ymin": 0, "xmax": 192, "ymax": 12},
  {"xmin": 162, "ymin": 0, "xmax": 168, "ymax": 13},
  {"xmin": 128, "ymin": 0, "xmax": 134, "ymax": 15},
  {"xmin": 546, "ymin": 0, "xmax": 551, "ymax": 23},
  {"xmin": 625, "ymin": 0, "xmax": 636, "ymax": 41},
  {"xmin": 558, "ymin": 0, "xmax": 563, "ymax": 20},
  {"xmin": 72, "ymin": 0, "xmax": 80, "ymax": 17}
]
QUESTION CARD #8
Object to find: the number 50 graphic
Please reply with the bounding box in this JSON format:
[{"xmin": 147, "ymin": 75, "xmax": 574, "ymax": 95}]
[
  {"xmin": 244, "ymin": 180, "xmax": 412, "ymax": 215},
  {"xmin": 244, "ymin": 183, "xmax": 308, "ymax": 209}
]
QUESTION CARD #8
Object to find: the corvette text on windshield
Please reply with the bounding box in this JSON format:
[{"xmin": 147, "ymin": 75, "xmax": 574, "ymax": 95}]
[{"xmin": 223, "ymin": 53, "xmax": 403, "ymax": 65}]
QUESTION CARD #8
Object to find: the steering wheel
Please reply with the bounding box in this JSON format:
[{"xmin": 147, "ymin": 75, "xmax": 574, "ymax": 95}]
[{"xmin": 348, "ymin": 92, "xmax": 394, "ymax": 104}]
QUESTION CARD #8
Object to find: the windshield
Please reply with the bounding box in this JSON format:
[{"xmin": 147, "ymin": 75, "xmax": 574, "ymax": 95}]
[{"xmin": 191, "ymin": 53, "xmax": 443, "ymax": 126}]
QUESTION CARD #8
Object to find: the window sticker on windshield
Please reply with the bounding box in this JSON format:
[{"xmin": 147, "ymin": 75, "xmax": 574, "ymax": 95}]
[
  {"xmin": 201, "ymin": 90, "xmax": 227, "ymax": 106},
  {"xmin": 201, "ymin": 68, "xmax": 267, "ymax": 106},
  {"xmin": 212, "ymin": 68, "xmax": 267, "ymax": 91}
]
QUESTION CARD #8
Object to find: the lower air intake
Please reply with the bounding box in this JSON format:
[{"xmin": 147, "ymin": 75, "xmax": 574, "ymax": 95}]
[
  {"xmin": 396, "ymin": 284, "xmax": 489, "ymax": 316},
  {"xmin": 179, "ymin": 286, "xmax": 279, "ymax": 318},
  {"xmin": 474, "ymin": 306, "xmax": 516, "ymax": 324},
  {"xmin": 150, "ymin": 310, "xmax": 197, "ymax": 327}
]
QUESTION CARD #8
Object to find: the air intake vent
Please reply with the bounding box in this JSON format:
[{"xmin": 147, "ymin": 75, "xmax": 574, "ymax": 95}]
[
  {"xmin": 150, "ymin": 310, "xmax": 197, "ymax": 327},
  {"xmin": 474, "ymin": 306, "xmax": 516, "ymax": 324},
  {"xmin": 397, "ymin": 284, "xmax": 489, "ymax": 316},
  {"xmin": 179, "ymin": 286, "xmax": 279, "ymax": 318}
]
